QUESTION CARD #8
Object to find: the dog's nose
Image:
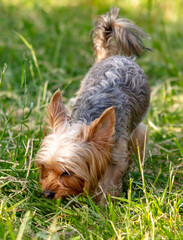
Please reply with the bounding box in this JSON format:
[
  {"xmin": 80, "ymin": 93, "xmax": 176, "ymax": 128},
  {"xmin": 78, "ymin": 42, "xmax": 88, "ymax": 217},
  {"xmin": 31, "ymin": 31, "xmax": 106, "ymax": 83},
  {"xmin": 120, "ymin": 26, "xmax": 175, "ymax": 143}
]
[{"xmin": 43, "ymin": 190, "xmax": 55, "ymax": 199}]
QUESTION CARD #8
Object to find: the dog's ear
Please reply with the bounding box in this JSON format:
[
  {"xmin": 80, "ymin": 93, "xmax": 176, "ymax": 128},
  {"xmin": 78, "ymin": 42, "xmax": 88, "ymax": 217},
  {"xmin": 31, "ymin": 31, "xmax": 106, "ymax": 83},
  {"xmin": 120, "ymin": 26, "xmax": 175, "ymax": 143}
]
[
  {"xmin": 88, "ymin": 107, "xmax": 115, "ymax": 147},
  {"xmin": 47, "ymin": 89, "xmax": 67, "ymax": 130}
]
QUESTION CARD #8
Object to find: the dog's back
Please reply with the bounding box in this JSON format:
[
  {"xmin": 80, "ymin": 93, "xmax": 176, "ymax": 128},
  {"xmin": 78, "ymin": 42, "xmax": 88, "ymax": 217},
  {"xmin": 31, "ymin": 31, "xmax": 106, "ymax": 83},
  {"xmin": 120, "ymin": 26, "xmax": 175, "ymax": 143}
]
[{"xmin": 72, "ymin": 56, "xmax": 150, "ymax": 140}]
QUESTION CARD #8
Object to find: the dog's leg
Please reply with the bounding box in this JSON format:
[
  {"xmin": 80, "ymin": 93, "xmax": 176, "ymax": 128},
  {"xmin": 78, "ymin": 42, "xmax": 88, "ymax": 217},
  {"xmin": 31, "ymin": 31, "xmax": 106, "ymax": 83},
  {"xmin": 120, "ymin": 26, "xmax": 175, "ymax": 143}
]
[
  {"xmin": 98, "ymin": 123, "xmax": 149, "ymax": 201},
  {"xmin": 129, "ymin": 122, "xmax": 149, "ymax": 161},
  {"xmin": 98, "ymin": 137, "xmax": 129, "ymax": 197}
]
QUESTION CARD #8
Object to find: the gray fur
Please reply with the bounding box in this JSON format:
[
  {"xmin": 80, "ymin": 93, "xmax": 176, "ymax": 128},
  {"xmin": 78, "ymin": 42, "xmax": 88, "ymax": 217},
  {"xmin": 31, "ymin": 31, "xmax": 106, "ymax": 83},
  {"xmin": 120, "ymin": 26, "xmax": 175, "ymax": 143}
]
[{"xmin": 71, "ymin": 56, "xmax": 150, "ymax": 141}]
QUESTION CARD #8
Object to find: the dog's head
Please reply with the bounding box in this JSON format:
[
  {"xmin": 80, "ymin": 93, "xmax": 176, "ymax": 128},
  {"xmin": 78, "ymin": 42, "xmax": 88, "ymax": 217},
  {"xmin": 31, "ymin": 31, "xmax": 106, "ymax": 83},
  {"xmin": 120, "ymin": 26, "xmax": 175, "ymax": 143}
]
[{"xmin": 35, "ymin": 89, "xmax": 115, "ymax": 199}]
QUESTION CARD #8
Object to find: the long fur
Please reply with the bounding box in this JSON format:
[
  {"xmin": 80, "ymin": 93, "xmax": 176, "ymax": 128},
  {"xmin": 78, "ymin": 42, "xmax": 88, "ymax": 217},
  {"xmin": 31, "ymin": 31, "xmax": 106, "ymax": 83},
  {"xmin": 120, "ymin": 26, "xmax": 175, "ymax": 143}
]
[
  {"xmin": 35, "ymin": 8, "xmax": 150, "ymax": 201},
  {"xmin": 91, "ymin": 7, "xmax": 151, "ymax": 62}
]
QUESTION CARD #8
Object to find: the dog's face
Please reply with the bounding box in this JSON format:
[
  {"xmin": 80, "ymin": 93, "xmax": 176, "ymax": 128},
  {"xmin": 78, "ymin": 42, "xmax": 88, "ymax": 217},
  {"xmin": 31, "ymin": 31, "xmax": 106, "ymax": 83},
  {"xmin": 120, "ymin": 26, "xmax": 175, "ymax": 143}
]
[
  {"xmin": 35, "ymin": 89, "xmax": 115, "ymax": 199},
  {"xmin": 38, "ymin": 163, "xmax": 86, "ymax": 199}
]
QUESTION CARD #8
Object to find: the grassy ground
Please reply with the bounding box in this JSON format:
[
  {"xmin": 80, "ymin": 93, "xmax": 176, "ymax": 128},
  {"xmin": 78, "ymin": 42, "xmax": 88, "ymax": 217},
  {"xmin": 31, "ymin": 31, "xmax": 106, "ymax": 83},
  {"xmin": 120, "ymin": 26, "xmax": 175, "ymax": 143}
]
[{"xmin": 0, "ymin": 0, "xmax": 183, "ymax": 239}]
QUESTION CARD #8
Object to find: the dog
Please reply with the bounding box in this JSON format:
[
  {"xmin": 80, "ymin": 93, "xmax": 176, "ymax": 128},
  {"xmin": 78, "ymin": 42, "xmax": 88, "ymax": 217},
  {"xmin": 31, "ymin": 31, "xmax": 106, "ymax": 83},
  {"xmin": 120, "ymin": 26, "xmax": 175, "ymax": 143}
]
[{"xmin": 35, "ymin": 8, "xmax": 150, "ymax": 201}]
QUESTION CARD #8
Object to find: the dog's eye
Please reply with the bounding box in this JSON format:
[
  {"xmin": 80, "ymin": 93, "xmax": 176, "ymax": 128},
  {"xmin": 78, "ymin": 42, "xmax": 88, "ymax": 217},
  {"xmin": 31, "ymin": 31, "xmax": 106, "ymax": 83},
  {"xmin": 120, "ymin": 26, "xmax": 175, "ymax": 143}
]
[{"xmin": 61, "ymin": 171, "xmax": 70, "ymax": 177}]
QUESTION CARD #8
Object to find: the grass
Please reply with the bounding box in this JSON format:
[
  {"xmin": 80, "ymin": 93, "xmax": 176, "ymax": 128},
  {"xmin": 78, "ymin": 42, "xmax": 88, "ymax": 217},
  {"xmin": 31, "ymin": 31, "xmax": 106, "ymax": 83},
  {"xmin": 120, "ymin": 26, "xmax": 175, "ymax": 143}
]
[{"xmin": 0, "ymin": 0, "xmax": 183, "ymax": 239}]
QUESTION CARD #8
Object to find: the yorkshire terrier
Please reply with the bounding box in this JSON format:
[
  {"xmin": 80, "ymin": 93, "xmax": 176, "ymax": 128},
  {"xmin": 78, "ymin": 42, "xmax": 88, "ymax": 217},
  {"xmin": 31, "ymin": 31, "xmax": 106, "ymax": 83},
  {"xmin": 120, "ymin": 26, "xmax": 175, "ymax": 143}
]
[{"xmin": 35, "ymin": 8, "xmax": 150, "ymax": 201}]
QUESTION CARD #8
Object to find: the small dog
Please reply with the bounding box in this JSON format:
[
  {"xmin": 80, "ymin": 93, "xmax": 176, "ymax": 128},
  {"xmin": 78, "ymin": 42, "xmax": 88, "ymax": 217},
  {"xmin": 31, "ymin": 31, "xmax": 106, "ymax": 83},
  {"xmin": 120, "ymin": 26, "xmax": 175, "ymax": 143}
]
[{"xmin": 35, "ymin": 8, "xmax": 150, "ymax": 201}]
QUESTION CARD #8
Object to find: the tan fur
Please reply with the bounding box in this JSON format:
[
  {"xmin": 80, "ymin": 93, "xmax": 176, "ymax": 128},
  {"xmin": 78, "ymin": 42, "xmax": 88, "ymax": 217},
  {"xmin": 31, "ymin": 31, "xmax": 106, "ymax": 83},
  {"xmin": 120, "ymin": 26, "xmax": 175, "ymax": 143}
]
[
  {"xmin": 35, "ymin": 8, "xmax": 150, "ymax": 202},
  {"xmin": 87, "ymin": 107, "xmax": 115, "ymax": 148},
  {"xmin": 35, "ymin": 93, "xmax": 116, "ymax": 198},
  {"xmin": 47, "ymin": 89, "xmax": 68, "ymax": 130}
]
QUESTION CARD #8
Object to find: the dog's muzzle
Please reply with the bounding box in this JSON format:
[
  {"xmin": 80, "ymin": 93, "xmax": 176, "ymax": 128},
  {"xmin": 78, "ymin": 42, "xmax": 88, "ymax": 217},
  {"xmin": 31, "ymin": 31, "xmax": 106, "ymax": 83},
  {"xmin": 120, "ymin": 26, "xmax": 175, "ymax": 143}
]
[{"xmin": 43, "ymin": 189, "xmax": 55, "ymax": 199}]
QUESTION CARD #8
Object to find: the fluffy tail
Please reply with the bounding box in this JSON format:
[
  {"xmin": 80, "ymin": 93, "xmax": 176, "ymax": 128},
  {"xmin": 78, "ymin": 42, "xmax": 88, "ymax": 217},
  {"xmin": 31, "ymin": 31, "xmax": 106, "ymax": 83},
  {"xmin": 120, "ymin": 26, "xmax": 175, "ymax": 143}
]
[{"xmin": 91, "ymin": 8, "xmax": 151, "ymax": 62}]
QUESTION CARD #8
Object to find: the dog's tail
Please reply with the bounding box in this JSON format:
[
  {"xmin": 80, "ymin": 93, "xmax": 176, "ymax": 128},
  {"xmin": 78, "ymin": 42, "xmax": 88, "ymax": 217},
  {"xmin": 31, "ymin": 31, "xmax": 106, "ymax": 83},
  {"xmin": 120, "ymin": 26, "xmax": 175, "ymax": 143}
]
[{"xmin": 91, "ymin": 8, "xmax": 151, "ymax": 62}]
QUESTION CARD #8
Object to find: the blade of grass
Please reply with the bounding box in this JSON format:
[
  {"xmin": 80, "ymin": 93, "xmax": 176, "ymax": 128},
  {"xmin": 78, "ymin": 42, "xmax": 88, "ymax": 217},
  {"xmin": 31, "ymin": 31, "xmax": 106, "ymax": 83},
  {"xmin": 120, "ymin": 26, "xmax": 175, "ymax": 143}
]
[
  {"xmin": 0, "ymin": 103, "xmax": 16, "ymax": 142},
  {"xmin": 174, "ymin": 138, "xmax": 183, "ymax": 155},
  {"xmin": 16, "ymin": 211, "xmax": 31, "ymax": 240},
  {"xmin": 0, "ymin": 63, "xmax": 7, "ymax": 86},
  {"xmin": 16, "ymin": 32, "xmax": 42, "ymax": 84},
  {"xmin": 6, "ymin": 198, "xmax": 28, "ymax": 212},
  {"xmin": 21, "ymin": 54, "xmax": 26, "ymax": 88}
]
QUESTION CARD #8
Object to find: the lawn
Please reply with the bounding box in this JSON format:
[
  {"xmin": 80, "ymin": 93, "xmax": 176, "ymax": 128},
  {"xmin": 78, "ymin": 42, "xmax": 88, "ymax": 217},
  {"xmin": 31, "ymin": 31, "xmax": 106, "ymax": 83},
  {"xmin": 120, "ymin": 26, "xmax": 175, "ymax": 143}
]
[{"xmin": 0, "ymin": 0, "xmax": 183, "ymax": 239}]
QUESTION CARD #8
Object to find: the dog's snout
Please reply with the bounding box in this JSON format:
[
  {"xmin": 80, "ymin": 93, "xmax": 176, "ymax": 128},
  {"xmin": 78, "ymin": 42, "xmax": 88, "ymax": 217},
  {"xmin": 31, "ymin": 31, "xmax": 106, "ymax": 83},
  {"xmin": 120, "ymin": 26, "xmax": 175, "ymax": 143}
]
[{"xmin": 43, "ymin": 189, "xmax": 55, "ymax": 199}]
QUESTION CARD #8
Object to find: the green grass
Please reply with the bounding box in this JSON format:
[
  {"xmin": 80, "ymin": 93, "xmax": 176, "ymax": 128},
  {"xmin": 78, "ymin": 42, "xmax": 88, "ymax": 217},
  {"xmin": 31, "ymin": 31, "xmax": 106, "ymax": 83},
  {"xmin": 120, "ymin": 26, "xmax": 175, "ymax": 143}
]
[{"xmin": 0, "ymin": 0, "xmax": 183, "ymax": 239}]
